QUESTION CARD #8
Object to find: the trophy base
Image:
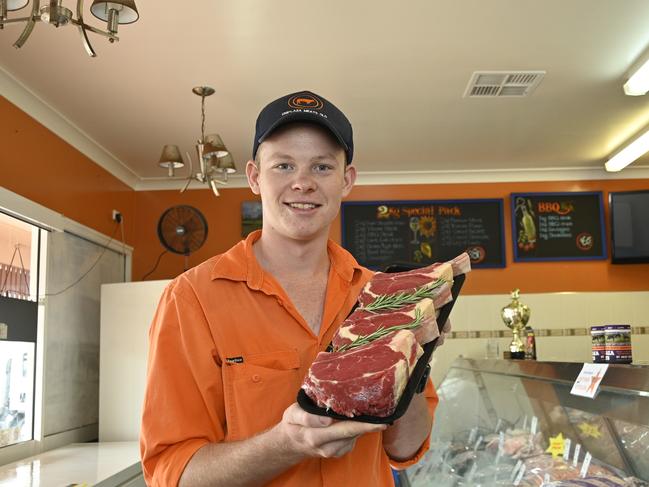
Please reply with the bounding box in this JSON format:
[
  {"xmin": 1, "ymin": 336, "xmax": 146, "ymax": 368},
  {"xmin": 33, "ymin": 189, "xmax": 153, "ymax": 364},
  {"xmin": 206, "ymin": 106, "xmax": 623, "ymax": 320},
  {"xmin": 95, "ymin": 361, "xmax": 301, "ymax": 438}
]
[{"xmin": 510, "ymin": 351, "xmax": 525, "ymax": 360}]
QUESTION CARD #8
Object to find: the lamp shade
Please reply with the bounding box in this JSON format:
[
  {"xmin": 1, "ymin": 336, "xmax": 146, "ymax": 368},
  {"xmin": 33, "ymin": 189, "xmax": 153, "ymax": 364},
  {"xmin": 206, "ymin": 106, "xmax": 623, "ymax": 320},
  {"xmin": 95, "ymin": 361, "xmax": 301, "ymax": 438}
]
[
  {"xmin": 159, "ymin": 145, "xmax": 184, "ymax": 177},
  {"xmin": 90, "ymin": 0, "xmax": 139, "ymax": 24},
  {"xmin": 202, "ymin": 134, "xmax": 229, "ymax": 159},
  {"xmin": 7, "ymin": 0, "xmax": 29, "ymax": 10},
  {"xmin": 215, "ymin": 153, "xmax": 237, "ymax": 174},
  {"xmin": 159, "ymin": 145, "xmax": 184, "ymax": 167}
]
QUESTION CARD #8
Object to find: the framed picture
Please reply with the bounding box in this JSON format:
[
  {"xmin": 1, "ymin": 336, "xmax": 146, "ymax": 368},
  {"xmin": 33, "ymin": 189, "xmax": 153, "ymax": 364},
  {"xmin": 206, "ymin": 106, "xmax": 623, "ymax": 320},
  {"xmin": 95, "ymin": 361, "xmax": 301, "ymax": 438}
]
[
  {"xmin": 511, "ymin": 192, "xmax": 607, "ymax": 262},
  {"xmin": 241, "ymin": 201, "xmax": 262, "ymax": 237},
  {"xmin": 342, "ymin": 199, "xmax": 505, "ymax": 270}
]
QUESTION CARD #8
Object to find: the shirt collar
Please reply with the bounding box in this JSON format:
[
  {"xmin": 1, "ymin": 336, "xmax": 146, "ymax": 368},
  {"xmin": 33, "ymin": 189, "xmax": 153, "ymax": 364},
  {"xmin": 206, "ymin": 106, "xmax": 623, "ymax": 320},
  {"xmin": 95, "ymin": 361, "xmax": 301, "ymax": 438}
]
[{"xmin": 210, "ymin": 230, "xmax": 363, "ymax": 287}]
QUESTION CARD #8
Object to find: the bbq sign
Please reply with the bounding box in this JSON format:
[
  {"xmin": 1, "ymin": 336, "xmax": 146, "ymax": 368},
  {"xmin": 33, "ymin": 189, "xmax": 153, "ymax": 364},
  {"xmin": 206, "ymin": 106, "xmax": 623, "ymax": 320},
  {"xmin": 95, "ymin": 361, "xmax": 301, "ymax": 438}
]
[
  {"xmin": 511, "ymin": 192, "xmax": 607, "ymax": 262},
  {"xmin": 342, "ymin": 199, "xmax": 505, "ymax": 270}
]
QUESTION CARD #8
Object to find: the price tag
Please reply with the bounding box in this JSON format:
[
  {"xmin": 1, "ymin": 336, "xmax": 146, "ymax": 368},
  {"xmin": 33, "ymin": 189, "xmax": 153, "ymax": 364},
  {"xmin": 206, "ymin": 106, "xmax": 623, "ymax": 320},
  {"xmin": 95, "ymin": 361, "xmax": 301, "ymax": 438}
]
[
  {"xmin": 571, "ymin": 363, "xmax": 608, "ymax": 399},
  {"xmin": 531, "ymin": 416, "xmax": 538, "ymax": 435},
  {"xmin": 546, "ymin": 433, "xmax": 565, "ymax": 459},
  {"xmin": 468, "ymin": 427, "xmax": 478, "ymax": 445},
  {"xmin": 580, "ymin": 452, "xmax": 593, "ymax": 478},
  {"xmin": 578, "ymin": 422, "xmax": 602, "ymax": 439},
  {"xmin": 510, "ymin": 460, "xmax": 523, "ymax": 482},
  {"xmin": 494, "ymin": 418, "xmax": 503, "ymax": 432},
  {"xmin": 563, "ymin": 438, "xmax": 572, "ymax": 462},
  {"xmin": 544, "ymin": 473, "xmax": 551, "ymax": 484},
  {"xmin": 473, "ymin": 435, "xmax": 483, "ymax": 452},
  {"xmin": 572, "ymin": 443, "xmax": 582, "ymax": 468},
  {"xmin": 513, "ymin": 464, "xmax": 527, "ymax": 486}
]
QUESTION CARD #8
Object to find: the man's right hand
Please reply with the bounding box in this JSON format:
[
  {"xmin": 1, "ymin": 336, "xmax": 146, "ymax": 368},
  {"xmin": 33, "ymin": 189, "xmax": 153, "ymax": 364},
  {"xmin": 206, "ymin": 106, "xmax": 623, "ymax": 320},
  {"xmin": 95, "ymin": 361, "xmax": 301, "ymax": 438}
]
[
  {"xmin": 179, "ymin": 403, "xmax": 386, "ymax": 486},
  {"xmin": 276, "ymin": 403, "xmax": 387, "ymax": 459}
]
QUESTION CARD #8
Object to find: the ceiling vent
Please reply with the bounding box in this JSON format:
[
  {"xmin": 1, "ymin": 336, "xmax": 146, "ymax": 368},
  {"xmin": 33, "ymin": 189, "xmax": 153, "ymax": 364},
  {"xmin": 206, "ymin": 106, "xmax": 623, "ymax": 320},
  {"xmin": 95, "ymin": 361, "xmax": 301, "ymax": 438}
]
[{"xmin": 463, "ymin": 71, "xmax": 545, "ymax": 98}]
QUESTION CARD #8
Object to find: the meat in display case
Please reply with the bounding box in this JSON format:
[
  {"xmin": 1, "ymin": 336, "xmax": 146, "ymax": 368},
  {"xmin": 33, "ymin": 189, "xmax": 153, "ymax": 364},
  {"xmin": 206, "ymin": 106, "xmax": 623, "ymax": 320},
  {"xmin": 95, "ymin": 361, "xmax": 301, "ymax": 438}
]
[{"xmin": 401, "ymin": 358, "xmax": 649, "ymax": 486}]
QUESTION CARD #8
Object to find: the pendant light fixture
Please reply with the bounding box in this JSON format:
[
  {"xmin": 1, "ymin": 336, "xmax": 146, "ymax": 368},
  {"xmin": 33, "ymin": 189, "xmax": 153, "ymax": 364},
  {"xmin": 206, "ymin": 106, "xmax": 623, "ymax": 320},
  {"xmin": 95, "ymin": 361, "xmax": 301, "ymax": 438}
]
[
  {"xmin": 158, "ymin": 86, "xmax": 236, "ymax": 197},
  {"xmin": 0, "ymin": 0, "xmax": 139, "ymax": 56}
]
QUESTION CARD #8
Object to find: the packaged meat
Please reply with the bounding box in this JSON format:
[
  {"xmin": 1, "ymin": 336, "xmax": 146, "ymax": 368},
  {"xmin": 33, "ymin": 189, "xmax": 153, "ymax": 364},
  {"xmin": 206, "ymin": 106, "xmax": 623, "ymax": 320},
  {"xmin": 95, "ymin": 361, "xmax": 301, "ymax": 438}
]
[
  {"xmin": 485, "ymin": 428, "xmax": 545, "ymax": 459},
  {"xmin": 301, "ymin": 330, "xmax": 422, "ymax": 417},
  {"xmin": 298, "ymin": 254, "xmax": 468, "ymax": 422}
]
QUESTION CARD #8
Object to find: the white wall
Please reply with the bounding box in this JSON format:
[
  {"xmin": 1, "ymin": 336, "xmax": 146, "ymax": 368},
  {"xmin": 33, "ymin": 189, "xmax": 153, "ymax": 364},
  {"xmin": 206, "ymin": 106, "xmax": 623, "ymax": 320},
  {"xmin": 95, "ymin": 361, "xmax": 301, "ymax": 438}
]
[{"xmin": 99, "ymin": 280, "xmax": 169, "ymax": 442}]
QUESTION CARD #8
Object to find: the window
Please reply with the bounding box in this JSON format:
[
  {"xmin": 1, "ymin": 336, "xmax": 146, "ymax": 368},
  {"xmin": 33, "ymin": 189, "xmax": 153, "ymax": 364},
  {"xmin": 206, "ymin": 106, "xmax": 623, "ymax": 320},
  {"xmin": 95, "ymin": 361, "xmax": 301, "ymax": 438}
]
[{"xmin": 0, "ymin": 212, "xmax": 40, "ymax": 448}]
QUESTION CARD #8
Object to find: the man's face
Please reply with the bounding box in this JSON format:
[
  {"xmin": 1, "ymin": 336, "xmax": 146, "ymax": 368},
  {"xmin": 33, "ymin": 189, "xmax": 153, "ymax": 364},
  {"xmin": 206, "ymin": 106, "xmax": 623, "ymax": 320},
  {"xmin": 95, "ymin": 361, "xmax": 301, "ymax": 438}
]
[{"xmin": 246, "ymin": 123, "xmax": 356, "ymax": 242}]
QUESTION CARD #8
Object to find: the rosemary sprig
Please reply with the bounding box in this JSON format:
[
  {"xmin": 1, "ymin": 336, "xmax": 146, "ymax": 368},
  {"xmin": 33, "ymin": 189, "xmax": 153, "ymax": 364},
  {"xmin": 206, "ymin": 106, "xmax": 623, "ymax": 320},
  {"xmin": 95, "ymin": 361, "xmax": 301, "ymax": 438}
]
[
  {"xmin": 362, "ymin": 277, "xmax": 449, "ymax": 312},
  {"xmin": 334, "ymin": 309, "xmax": 423, "ymax": 353}
]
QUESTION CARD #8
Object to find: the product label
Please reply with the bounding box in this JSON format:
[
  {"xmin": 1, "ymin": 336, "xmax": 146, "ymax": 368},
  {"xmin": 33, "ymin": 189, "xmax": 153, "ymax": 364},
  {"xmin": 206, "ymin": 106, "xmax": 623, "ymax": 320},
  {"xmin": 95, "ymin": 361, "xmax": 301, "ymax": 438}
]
[{"xmin": 605, "ymin": 325, "xmax": 632, "ymax": 363}]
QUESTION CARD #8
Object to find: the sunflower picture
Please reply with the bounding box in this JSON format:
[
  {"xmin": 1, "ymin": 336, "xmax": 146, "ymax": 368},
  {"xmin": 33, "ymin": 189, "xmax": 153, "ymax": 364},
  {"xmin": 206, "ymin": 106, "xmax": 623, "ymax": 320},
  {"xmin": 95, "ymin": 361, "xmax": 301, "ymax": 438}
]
[{"xmin": 419, "ymin": 215, "xmax": 437, "ymax": 238}]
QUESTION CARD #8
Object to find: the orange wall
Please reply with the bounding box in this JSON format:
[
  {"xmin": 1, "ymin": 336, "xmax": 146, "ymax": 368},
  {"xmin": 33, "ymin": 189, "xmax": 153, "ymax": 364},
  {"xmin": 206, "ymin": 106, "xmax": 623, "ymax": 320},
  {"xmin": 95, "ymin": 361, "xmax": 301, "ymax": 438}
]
[
  {"xmin": 2, "ymin": 97, "xmax": 648, "ymax": 296},
  {"xmin": 132, "ymin": 188, "xmax": 260, "ymax": 281},
  {"xmin": 0, "ymin": 96, "xmax": 136, "ymax": 242},
  {"xmin": 132, "ymin": 178, "xmax": 649, "ymax": 295}
]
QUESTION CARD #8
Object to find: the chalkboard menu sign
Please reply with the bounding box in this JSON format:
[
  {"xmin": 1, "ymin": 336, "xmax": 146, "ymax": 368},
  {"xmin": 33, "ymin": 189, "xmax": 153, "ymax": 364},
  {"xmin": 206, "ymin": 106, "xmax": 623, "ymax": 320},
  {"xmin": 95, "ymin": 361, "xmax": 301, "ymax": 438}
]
[
  {"xmin": 511, "ymin": 192, "xmax": 607, "ymax": 261},
  {"xmin": 342, "ymin": 199, "xmax": 505, "ymax": 270}
]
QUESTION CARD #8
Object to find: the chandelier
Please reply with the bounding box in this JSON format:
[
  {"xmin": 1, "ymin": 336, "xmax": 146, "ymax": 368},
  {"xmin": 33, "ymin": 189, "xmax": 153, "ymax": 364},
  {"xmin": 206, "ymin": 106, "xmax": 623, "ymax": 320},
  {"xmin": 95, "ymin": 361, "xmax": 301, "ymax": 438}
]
[
  {"xmin": 0, "ymin": 0, "xmax": 139, "ymax": 57},
  {"xmin": 158, "ymin": 86, "xmax": 236, "ymax": 197}
]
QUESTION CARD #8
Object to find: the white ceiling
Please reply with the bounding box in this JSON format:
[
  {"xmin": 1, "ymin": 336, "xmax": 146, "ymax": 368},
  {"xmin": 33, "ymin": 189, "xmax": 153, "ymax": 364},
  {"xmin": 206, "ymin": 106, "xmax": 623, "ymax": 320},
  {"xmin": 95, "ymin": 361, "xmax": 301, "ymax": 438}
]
[{"xmin": 2, "ymin": 0, "xmax": 649, "ymax": 189}]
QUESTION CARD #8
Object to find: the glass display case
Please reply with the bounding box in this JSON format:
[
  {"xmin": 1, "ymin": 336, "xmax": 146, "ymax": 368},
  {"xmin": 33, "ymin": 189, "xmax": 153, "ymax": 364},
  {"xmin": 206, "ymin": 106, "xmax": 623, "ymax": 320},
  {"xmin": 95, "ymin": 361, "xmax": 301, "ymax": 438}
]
[{"xmin": 402, "ymin": 358, "xmax": 649, "ymax": 486}]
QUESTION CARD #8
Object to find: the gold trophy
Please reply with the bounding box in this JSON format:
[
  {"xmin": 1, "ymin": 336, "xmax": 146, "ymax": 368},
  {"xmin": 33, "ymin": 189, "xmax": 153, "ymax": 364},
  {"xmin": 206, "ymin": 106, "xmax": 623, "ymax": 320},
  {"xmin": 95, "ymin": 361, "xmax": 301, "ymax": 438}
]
[{"xmin": 501, "ymin": 289, "xmax": 531, "ymax": 360}]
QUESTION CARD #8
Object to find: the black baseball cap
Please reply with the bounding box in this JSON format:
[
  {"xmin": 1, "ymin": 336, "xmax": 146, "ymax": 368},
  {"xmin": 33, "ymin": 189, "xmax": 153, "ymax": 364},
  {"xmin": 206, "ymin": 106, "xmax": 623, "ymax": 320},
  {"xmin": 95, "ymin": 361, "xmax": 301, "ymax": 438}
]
[{"xmin": 253, "ymin": 90, "xmax": 354, "ymax": 164}]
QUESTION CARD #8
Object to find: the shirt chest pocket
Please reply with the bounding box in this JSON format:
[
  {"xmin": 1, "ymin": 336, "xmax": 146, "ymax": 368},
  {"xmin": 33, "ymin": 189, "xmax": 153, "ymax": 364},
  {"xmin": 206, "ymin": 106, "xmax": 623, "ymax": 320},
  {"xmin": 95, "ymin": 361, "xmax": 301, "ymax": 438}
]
[{"xmin": 222, "ymin": 349, "xmax": 302, "ymax": 441}]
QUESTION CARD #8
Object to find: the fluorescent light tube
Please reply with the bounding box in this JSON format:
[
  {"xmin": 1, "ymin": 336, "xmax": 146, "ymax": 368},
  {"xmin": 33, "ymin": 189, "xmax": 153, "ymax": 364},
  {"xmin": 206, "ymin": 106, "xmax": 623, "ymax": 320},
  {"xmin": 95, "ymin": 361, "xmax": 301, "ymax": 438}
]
[
  {"xmin": 605, "ymin": 128, "xmax": 649, "ymax": 172},
  {"xmin": 624, "ymin": 58, "xmax": 649, "ymax": 96}
]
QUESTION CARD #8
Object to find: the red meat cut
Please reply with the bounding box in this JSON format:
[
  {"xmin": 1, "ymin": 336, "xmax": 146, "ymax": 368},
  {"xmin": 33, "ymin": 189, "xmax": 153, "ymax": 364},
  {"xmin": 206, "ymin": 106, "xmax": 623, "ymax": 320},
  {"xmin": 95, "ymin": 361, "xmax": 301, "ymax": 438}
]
[
  {"xmin": 357, "ymin": 261, "xmax": 454, "ymax": 309},
  {"xmin": 332, "ymin": 298, "xmax": 438, "ymax": 349},
  {"xmin": 302, "ymin": 330, "xmax": 422, "ymax": 417}
]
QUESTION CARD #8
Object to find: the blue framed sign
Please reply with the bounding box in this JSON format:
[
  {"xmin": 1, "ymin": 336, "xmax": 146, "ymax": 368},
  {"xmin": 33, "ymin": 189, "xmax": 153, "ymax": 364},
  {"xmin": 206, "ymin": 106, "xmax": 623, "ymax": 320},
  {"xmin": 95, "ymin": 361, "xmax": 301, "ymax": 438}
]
[
  {"xmin": 511, "ymin": 192, "xmax": 607, "ymax": 262},
  {"xmin": 341, "ymin": 199, "xmax": 505, "ymax": 270}
]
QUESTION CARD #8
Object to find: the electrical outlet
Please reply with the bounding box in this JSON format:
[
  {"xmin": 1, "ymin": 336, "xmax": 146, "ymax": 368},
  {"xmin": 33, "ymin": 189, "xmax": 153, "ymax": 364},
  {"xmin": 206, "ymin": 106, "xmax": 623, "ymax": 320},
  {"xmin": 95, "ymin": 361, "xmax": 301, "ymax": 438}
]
[{"xmin": 112, "ymin": 210, "xmax": 122, "ymax": 223}]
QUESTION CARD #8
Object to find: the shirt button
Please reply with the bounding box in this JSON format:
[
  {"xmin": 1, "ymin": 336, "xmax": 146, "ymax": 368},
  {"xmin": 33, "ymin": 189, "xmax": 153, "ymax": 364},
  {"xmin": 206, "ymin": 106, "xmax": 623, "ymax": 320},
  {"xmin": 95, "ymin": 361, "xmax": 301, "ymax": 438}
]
[{"xmin": 251, "ymin": 374, "xmax": 261, "ymax": 383}]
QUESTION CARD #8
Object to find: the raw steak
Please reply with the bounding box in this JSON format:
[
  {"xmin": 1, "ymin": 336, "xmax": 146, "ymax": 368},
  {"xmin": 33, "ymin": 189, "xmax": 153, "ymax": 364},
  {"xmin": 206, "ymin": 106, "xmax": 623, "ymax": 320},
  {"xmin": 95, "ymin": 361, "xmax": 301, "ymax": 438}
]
[
  {"xmin": 302, "ymin": 330, "xmax": 422, "ymax": 417},
  {"xmin": 357, "ymin": 261, "xmax": 454, "ymax": 309},
  {"xmin": 332, "ymin": 298, "xmax": 438, "ymax": 349}
]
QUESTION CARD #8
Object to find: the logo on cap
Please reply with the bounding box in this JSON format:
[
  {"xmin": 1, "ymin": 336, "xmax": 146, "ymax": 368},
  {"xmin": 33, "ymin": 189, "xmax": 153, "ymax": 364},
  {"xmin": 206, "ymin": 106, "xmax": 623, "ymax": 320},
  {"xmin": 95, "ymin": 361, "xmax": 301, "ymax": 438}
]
[{"xmin": 288, "ymin": 94, "xmax": 324, "ymax": 110}]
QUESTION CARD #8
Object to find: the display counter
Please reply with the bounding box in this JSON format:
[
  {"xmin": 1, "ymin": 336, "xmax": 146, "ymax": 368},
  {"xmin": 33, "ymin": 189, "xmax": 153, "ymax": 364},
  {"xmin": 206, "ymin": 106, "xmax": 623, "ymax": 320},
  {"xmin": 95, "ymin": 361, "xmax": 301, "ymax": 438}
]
[{"xmin": 402, "ymin": 358, "xmax": 649, "ymax": 486}]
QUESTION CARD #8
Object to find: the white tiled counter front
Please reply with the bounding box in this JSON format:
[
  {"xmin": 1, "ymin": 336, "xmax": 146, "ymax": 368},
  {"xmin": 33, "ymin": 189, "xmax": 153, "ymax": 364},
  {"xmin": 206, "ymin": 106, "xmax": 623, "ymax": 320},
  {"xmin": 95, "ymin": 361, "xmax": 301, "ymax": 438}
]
[{"xmin": 0, "ymin": 442, "xmax": 143, "ymax": 487}]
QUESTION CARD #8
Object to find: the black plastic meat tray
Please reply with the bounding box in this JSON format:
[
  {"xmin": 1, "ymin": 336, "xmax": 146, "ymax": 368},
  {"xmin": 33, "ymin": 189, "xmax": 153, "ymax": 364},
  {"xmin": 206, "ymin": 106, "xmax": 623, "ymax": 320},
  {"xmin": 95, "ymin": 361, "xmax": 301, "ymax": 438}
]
[{"xmin": 297, "ymin": 273, "xmax": 466, "ymax": 424}]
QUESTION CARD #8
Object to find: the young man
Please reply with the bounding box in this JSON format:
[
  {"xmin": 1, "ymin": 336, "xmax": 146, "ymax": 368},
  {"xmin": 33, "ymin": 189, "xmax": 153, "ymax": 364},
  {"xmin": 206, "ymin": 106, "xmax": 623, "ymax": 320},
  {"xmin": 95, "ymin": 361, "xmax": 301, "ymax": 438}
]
[{"xmin": 140, "ymin": 91, "xmax": 438, "ymax": 486}]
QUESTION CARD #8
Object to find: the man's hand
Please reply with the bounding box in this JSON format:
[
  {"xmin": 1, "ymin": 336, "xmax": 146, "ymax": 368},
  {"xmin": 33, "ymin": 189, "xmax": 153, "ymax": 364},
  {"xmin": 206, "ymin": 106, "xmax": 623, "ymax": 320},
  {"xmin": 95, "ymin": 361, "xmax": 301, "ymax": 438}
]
[
  {"xmin": 180, "ymin": 403, "xmax": 386, "ymax": 486},
  {"xmin": 436, "ymin": 318, "xmax": 452, "ymax": 347},
  {"xmin": 277, "ymin": 403, "xmax": 387, "ymax": 459}
]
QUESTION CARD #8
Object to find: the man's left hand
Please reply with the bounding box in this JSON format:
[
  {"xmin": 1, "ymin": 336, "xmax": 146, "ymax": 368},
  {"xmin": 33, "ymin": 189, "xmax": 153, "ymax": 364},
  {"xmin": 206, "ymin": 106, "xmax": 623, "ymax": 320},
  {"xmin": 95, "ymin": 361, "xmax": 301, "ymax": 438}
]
[{"xmin": 436, "ymin": 319, "xmax": 451, "ymax": 347}]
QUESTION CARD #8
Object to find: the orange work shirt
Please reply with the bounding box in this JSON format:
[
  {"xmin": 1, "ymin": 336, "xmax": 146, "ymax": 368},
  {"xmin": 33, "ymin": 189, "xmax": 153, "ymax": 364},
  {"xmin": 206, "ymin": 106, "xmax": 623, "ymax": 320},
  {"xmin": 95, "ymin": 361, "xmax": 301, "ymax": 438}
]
[{"xmin": 140, "ymin": 231, "xmax": 438, "ymax": 486}]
